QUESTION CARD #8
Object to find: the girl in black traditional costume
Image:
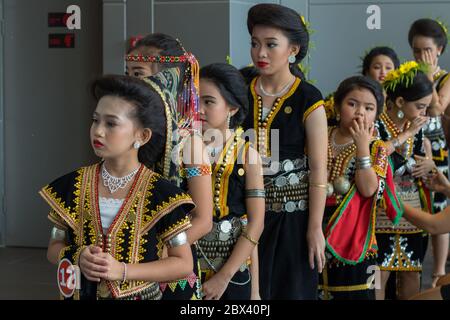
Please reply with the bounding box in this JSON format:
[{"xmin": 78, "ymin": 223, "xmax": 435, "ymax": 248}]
[{"xmin": 42, "ymin": 75, "xmax": 195, "ymax": 300}]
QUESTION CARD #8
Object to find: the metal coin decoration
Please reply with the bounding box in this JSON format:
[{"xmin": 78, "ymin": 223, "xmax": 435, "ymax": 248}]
[
  {"xmin": 283, "ymin": 160, "xmax": 294, "ymax": 172},
  {"xmin": 333, "ymin": 176, "xmax": 351, "ymax": 195},
  {"xmin": 284, "ymin": 106, "xmax": 293, "ymax": 114},
  {"xmin": 270, "ymin": 161, "xmax": 280, "ymax": 174},
  {"xmin": 285, "ymin": 201, "xmax": 296, "ymax": 213},
  {"xmin": 218, "ymin": 220, "xmax": 232, "ymax": 241},
  {"xmin": 288, "ymin": 173, "xmax": 300, "ymax": 185},
  {"xmin": 238, "ymin": 168, "xmax": 245, "ymax": 176},
  {"xmin": 326, "ymin": 183, "xmax": 334, "ymax": 197},
  {"xmin": 275, "ymin": 176, "xmax": 288, "ymax": 188},
  {"xmin": 220, "ymin": 220, "xmax": 232, "ymax": 233},
  {"xmin": 298, "ymin": 200, "xmax": 307, "ymax": 211}
]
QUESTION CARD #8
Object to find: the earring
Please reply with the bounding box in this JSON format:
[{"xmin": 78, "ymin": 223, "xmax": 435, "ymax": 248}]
[
  {"xmin": 335, "ymin": 113, "xmax": 340, "ymax": 122},
  {"xmin": 133, "ymin": 141, "xmax": 141, "ymax": 149},
  {"xmin": 288, "ymin": 55, "xmax": 296, "ymax": 64},
  {"xmin": 397, "ymin": 110, "xmax": 404, "ymax": 119},
  {"xmin": 226, "ymin": 112, "xmax": 231, "ymax": 128}
]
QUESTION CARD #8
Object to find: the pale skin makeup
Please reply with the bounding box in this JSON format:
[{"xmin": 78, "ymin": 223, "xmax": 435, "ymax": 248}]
[
  {"xmin": 412, "ymin": 35, "xmax": 450, "ymax": 116},
  {"xmin": 199, "ymin": 78, "xmax": 265, "ymax": 300},
  {"xmin": 47, "ymin": 96, "xmax": 194, "ymax": 284},
  {"xmin": 251, "ymin": 24, "xmax": 327, "ymax": 272}
]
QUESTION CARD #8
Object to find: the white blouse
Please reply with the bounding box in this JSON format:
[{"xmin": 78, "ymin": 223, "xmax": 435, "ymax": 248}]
[{"xmin": 99, "ymin": 197, "xmax": 124, "ymax": 234}]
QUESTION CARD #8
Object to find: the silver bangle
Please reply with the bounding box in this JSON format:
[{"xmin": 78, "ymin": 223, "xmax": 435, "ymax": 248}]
[
  {"xmin": 167, "ymin": 231, "xmax": 188, "ymax": 248},
  {"xmin": 50, "ymin": 226, "xmax": 66, "ymax": 241},
  {"xmin": 245, "ymin": 189, "xmax": 266, "ymax": 198},
  {"xmin": 356, "ymin": 156, "xmax": 372, "ymax": 170},
  {"xmin": 392, "ymin": 138, "xmax": 401, "ymax": 149}
]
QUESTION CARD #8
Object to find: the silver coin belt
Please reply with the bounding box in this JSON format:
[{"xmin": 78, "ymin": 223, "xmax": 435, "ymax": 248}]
[
  {"xmin": 196, "ymin": 218, "xmax": 249, "ymax": 274},
  {"xmin": 263, "ymin": 158, "xmax": 309, "ymax": 213}
]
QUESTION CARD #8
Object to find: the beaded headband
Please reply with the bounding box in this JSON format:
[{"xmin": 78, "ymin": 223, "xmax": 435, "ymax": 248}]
[
  {"xmin": 125, "ymin": 40, "xmax": 200, "ymax": 126},
  {"xmin": 435, "ymin": 17, "xmax": 449, "ymax": 38},
  {"xmin": 383, "ymin": 60, "xmax": 429, "ymax": 92}
]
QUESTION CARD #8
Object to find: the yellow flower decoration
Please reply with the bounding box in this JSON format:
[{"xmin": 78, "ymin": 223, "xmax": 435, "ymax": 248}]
[
  {"xmin": 383, "ymin": 60, "xmax": 428, "ymax": 92},
  {"xmin": 323, "ymin": 93, "xmax": 336, "ymax": 120},
  {"xmin": 300, "ymin": 15, "xmax": 306, "ymax": 26}
]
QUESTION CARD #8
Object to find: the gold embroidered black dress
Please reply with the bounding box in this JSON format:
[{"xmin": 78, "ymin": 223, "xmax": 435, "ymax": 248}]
[
  {"xmin": 243, "ymin": 76, "xmax": 324, "ymax": 300},
  {"xmin": 319, "ymin": 127, "xmax": 401, "ymax": 300},
  {"xmin": 196, "ymin": 128, "xmax": 252, "ymax": 299},
  {"xmin": 39, "ymin": 163, "xmax": 194, "ymax": 300},
  {"xmin": 375, "ymin": 112, "xmax": 432, "ymax": 273}
]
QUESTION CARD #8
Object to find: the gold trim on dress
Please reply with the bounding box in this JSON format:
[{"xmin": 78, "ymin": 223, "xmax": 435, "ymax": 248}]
[
  {"xmin": 303, "ymin": 99, "xmax": 325, "ymax": 123},
  {"xmin": 250, "ymin": 77, "xmax": 300, "ymax": 157}
]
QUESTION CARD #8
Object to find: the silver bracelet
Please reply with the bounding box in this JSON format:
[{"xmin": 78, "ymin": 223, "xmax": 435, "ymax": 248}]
[
  {"xmin": 392, "ymin": 138, "xmax": 401, "ymax": 149},
  {"xmin": 245, "ymin": 189, "xmax": 266, "ymax": 198},
  {"xmin": 50, "ymin": 226, "xmax": 66, "ymax": 241},
  {"xmin": 167, "ymin": 231, "xmax": 188, "ymax": 248},
  {"xmin": 356, "ymin": 156, "xmax": 372, "ymax": 170}
]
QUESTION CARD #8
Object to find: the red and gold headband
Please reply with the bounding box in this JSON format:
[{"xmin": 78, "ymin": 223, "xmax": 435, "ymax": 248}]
[{"xmin": 125, "ymin": 49, "xmax": 200, "ymax": 127}]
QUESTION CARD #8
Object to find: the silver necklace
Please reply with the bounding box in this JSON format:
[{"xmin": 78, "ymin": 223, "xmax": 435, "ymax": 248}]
[
  {"xmin": 331, "ymin": 129, "xmax": 354, "ymax": 153},
  {"xmin": 101, "ymin": 164, "xmax": 139, "ymax": 194},
  {"xmin": 259, "ymin": 77, "xmax": 295, "ymax": 97}
]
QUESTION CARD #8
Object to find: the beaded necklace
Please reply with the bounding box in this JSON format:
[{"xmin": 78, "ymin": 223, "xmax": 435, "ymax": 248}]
[
  {"xmin": 379, "ymin": 112, "xmax": 413, "ymax": 158},
  {"xmin": 327, "ymin": 128, "xmax": 357, "ymax": 183},
  {"xmin": 251, "ymin": 77, "xmax": 300, "ymax": 157},
  {"xmin": 212, "ymin": 130, "xmax": 241, "ymax": 217},
  {"xmin": 256, "ymin": 95, "xmax": 281, "ymax": 158}
]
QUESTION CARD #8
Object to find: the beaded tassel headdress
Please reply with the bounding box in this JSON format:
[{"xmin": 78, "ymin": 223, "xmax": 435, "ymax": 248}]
[{"xmin": 125, "ymin": 39, "xmax": 200, "ymax": 129}]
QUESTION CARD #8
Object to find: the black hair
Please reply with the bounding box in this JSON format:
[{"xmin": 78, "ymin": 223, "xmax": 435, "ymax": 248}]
[
  {"xmin": 239, "ymin": 66, "xmax": 260, "ymax": 85},
  {"xmin": 362, "ymin": 46, "xmax": 400, "ymax": 75},
  {"xmin": 385, "ymin": 71, "xmax": 433, "ymax": 103},
  {"xmin": 129, "ymin": 33, "xmax": 185, "ymax": 70},
  {"xmin": 408, "ymin": 18, "xmax": 448, "ymax": 54},
  {"xmin": 334, "ymin": 76, "xmax": 385, "ymax": 117},
  {"xmin": 247, "ymin": 3, "xmax": 308, "ymax": 80},
  {"xmin": 92, "ymin": 75, "xmax": 166, "ymax": 168},
  {"xmin": 200, "ymin": 63, "xmax": 249, "ymax": 129}
]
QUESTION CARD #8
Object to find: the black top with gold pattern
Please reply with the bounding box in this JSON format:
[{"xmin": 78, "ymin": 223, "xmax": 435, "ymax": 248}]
[
  {"xmin": 243, "ymin": 77, "xmax": 324, "ymax": 160},
  {"xmin": 39, "ymin": 163, "xmax": 194, "ymax": 300}
]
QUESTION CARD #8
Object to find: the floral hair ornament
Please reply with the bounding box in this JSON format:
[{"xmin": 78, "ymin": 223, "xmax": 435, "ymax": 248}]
[
  {"xmin": 125, "ymin": 39, "xmax": 200, "ymax": 127},
  {"xmin": 323, "ymin": 93, "xmax": 337, "ymax": 121},
  {"xmin": 383, "ymin": 60, "xmax": 429, "ymax": 92}
]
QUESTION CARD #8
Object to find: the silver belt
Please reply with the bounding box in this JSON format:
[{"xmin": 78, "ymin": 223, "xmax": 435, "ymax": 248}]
[
  {"xmin": 265, "ymin": 198, "xmax": 308, "ymax": 213},
  {"xmin": 197, "ymin": 217, "xmax": 245, "ymax": 267},
  {"xmin": 200, "ymin": 217, "xmax": 245, "ymax": 242},
  {"xmin": 263, "ymin": 157, "xmax": 308, "ymax": 176}
]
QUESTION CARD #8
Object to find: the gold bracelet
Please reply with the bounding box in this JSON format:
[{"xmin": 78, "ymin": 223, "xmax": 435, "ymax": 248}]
[
  {"xmin": 241, "ymin": 232, "xmax": 259, "ymax": 246},
  {"xmin": 309, "ymin": 182, "xmax": 327, "ymax": 189}
]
